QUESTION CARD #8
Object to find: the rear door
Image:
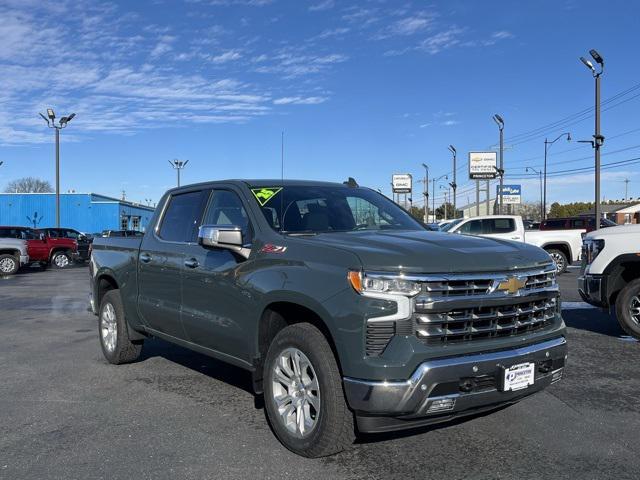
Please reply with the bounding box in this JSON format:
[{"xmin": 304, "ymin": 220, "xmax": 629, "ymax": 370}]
[
  {"xmin": 180, "ymin": 188, "xmax": 254, "ymax": 360},
  {"xmin": 137, "ymin": 189, "xmax": 210, "ymax": 340}
]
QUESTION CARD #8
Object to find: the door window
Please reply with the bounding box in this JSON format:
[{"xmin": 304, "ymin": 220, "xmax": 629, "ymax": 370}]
[
  {"xmin": 483, "ymin": 218, "xmax": 515, "ymax": 234},
  {"xmin": 459, "ymin": 220, "xmax": 482, "ymax": 234},
  {"xmin": 158, "ymin": 190, "xmax": 209, "ymax": 243},
  {"xmin": 201, "ymin": 190, "xmax": 252, "ymax": 243}
]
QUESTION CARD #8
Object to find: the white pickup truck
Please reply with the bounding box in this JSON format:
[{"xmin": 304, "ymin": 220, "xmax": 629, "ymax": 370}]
[
  {"xmin": 441, "ymin": 215, "xmax": 583, "ymax": 273},
  {"xmin": 579, "ymin": 224, "xmax": 640, "ymax": 339}
]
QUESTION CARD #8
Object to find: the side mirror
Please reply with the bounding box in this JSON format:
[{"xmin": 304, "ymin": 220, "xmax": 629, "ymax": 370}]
[{"xmin": 198, "ymin": 225, "xmax": 250, "ymax": 258}]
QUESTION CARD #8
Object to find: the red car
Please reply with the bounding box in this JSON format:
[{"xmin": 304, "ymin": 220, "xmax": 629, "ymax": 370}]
[{"xmin": 0, "ymin": 226, "xmax": 78, "ymax": 268}]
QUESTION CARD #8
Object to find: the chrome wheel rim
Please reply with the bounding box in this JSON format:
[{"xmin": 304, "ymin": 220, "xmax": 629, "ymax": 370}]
[
  {"xmin": 550, "ymin": 253, "xmax": 565, "ymax": 272},
  {"xmin": 630, "ymin": 295, "xmax": 640, "ymax": 326},
  {"xmin": 0, "ymin": 257, "xmax": 16, "ymax": 273},
  {"xmin": 54, "ymin": 253, "xmax": 69, "ymax": 268},
  {"xmin": 271, "ymin": 348, "xmax": 320, "ymax": 438},
  {"xmin": 100, "ymin": 303, "xmax": 117, "ymax": 352}
]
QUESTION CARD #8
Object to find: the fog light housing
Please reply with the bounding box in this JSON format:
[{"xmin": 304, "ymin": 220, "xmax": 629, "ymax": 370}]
[
  {"xmin": 551, "ymin": 368, "xmax": 564, "ymax": 384},
  {"xmin": 426, "ymin": 397, "xmax": 456, "ymax": 413}
]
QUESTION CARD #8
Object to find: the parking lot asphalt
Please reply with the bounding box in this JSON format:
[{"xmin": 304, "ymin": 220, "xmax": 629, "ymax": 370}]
[{"xmin": 1, "ymin": 265, "xmax": 639, "ymax": 480}]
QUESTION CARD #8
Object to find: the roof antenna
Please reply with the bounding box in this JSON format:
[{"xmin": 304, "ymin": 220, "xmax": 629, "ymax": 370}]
[
  {"xmin": 281, "ymin": 131, "xmax": 284, "ymax": 181},
  {"xmin": 344, "ymin": 177, "xmax": 358, "ymax": 187}
]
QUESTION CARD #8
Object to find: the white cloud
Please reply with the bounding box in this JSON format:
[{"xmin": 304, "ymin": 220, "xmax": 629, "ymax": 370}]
[
  {"xmin": 150, "ymin": 35, "xmax": 176, "ymax": 58},
  {"xmin": 418, "ymin": 27, "xmax": 465, "ymax": 55},
  {"xmin": 210, "ymin": 50, "xmax": 242, "ymax": 63},
  {"xmin": 309, "ymin": 0, "xmax": 334, "ymax": 12},
  {"xmin": 390, "ymin": 16, "xmax": 434, "ymax": 35},
  {"xmin": 273, "ymin": 96, "xmax": 327, "ymax": 105},
  {"xmin": 492, "ymin": 30, "xmax": 514, "ymax": 40}
]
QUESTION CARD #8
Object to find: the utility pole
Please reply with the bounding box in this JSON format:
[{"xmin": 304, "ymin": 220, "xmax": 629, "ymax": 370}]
[
  {"xmin": 421, "ymin": 163, "xmax": 429, "ymax": 222},
  {"xmin": 526, "ymin": 167, "xmax": 544, "ymax": 221},
  {"xmin": 624, "ymin": 178, "xmax": 630, "ymax": 201},
  {"xmin": 168, "ymin": 159, "xmax": 189, "ymax": 187},
  {"xmin": 432, "ymin": 174, "xmax": 448, "ymax": 220},
  {"xmin": 39, "ymin": 109, "xmax": 76, "ymax": 227},
  {"xmin": 493, "ymin": 114, "xmax": 505, "ymax": 215},
  {"xmin": 580, "ymin": 49, "xmax": 605, "ymax": 229},
  {"xmin": 121, "ymin": 190, "xmax": 126, "ymax": 201},
  {"xmin": 448, "ymin": 145, "xmax": 457, "ymax": 218}
]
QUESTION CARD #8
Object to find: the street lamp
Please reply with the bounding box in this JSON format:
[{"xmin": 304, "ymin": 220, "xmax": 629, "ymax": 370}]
[
  {"xmin": 39, "ymin": 108, "xmax": 76, "ymax": 227},
  {"xmin": 579, "ymin": 49, "xmax": 605, "ymax": 229},
  {"xmin": 526, "ymin": 167, "xmax": 544, "ymax": 221},
  {"xmin": 439, "ymin": 184, "xmax": 450, "ymax": 221},
  {"xmin": 168, "ymin": 159, "xmax": 189, "ymax": 187},
  {"xmin": 421, "ymin": 163, "xmax": 429, "ymax": 223},
  {"xmin": 432, "ymin": 174, "xmax": 448, "ymax": 220},
  {"xmin": 543, "ymin": 132, "xmax": 571, "ymax": 220},
  {"xmin": 448, "ymin": 145, "xmax": 457, "ymax": 218},
  {"xmin": 493, "ymin": 114, "xmax": 505, "ymax": 214}
]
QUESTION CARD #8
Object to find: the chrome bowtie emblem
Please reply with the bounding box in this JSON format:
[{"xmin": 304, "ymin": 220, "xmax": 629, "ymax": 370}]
[{"xmin": 494, "ymin": 276, "xmax": 527, "ymax": 295}]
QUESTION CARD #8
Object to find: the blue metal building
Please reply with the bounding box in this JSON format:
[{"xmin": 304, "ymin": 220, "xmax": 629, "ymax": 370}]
[{"xmin": 0, "ymin": 193, "xmax": 155, "ymax": 233}]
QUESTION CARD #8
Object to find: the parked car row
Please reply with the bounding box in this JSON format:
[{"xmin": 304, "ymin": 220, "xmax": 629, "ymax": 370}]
[{"xmin": 0, "ymin": 226, "xmax": 150, "ymax": 275}]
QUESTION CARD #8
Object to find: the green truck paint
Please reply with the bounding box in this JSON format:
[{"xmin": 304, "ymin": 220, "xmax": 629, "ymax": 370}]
[{"xmin": 89, "ymin": 179, "xmax": 567, "ymax": 457}]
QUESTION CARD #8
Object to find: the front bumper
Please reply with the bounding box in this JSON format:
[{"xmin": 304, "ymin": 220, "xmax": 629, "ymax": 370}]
[
  {"xmin": 343, "ymin": 337, "xmax": 567, "ymax": 433},
  {"xmin": 578, "ymin": 274, "xmax": 607, "ymax": 308}
]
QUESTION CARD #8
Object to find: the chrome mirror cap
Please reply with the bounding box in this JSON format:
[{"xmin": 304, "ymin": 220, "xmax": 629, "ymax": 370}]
[{"xmin": 198, "ymin": 225, "xmax": 250, "ymax": 258}]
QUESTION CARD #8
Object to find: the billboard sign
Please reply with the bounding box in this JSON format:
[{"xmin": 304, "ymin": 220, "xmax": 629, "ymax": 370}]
[
  {"xmin": 469, "ymin": 152, "xmax": 498, "ymax": 179},
  {"xmin": 392, "ymin": 174, "xmax": 412, "ymax": 193},
  {"xmin": 497, "ymin": 184, "xmax": 522, "ymax": 204}
]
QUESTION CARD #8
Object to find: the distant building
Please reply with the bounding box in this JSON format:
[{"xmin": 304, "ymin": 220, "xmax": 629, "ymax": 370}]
[
  {"xmin": 579, "ymin": 202, "xmax": 640, "ymax": 224},
  {"xmin": 0, "ymin": 193, "xmax": 155, "ymax": 233},
  {"xmin": 458, "ymin": 198, "xmax": 498, "ymax": 218}
]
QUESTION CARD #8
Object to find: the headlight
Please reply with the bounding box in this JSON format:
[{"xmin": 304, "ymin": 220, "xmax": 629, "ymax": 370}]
[
  {"xmin": 348, "ymin": 271, "xmax": 421, "ymax": 297},
  {"xmin": 583, "ymin": 239, "xmax": 605, "ymax": 264}
]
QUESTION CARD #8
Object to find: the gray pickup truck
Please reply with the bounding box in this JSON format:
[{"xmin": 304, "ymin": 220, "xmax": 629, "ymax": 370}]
[{"xmin": 89, "ymin": 179, "xmax": 567, "ymax": 457}]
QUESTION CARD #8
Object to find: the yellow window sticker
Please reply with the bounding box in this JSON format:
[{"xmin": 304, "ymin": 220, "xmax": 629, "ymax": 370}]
[{"xmin": 251, "ymin": 187, "xmax": 282, "ymax": 206}]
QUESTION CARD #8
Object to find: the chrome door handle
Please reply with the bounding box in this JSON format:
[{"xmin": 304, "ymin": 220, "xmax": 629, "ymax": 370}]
[
  {"xmin": 184, "ymin": 258, "xmax": 199, "ymax": 269},
  {"xmin": 140, "ymin": 253, "xmax": 152, "ymax": 263}
]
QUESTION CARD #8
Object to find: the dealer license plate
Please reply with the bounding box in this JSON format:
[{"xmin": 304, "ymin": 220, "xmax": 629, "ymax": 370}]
[{"xmin": 502, "ymin": 363, "xmax": 535, "ymax": 391}]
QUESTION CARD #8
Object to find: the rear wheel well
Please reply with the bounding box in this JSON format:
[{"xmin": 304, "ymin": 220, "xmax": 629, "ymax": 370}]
[
  {"xmin": 543, "ymin": 243, "xmax": 571, "ymax": 261},
  {"xmin": 254, "ymin": 302, "xmax": 340, "ymax": 393},
  {"xmin": 97, "ymin": 275, "xmax": 118, "ymax": 307},
  {"xmin": 0, "ymin": 249, "xmax": 19, "ymax": 257}
]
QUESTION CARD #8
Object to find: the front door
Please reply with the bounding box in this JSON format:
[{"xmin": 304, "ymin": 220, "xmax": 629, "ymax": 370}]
[
  {"xmin": 137, "ymin": 189, "xmax": 210, "ymax": 339},
  {"xmin": 180, "ymin": 188, "xmax": 254, "ymax": 361}
]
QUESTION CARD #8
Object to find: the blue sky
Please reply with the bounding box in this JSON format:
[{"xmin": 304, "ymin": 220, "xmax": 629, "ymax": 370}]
[{"xmin": 1, "ymin": 0, "xmax": 639, "ymax": 208}]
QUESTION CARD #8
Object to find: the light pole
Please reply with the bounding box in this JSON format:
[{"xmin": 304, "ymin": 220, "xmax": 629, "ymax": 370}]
[
  {"xmin": 580, "ymin": 49, "xmax": 605, "ymax": 229},
  {"xmin": 421, "ymin": 163, "xmax": 429, "ymax": 222},
  {"xmin": 432, "ymin": 174, "xmax": 448, "ymax": 220},
  {"xmin": 526, "ymin": 166, "xmax": 544, "ymax": 221},
  {"xmin": 39, "ymin": 109, "xmax": 76, "ymax": 227},
  {"xmin": 169, "ymin": 159, "xmax": 189, "ymax": 187},
  {"xmin": 439, "ymin": 184, "xmax": 450, "ymax": 221},
  {"xmin": 543, "ymin": 132, "xmax": 571, "ymax": 220},
  {"xmin": 493, "ymin": 114, "xmax": 504, "ymax": 214},
  {"xmin": 448, "ymin": 145, "xmax": 457, "ymax": 218}
]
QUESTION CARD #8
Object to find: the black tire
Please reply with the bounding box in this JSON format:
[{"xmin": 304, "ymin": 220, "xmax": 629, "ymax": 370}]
[
  {"xmin": 0, "ymin": 254, "xmax": 19, "ymax": 275},
  {"xmin": 615, "ymin": 278, "xmax": 640, "ymax": 340},
  {"xmin": 263, "ymin": 323, "xmax": 355, "ymax": 458},
  {"xmin": 546, "ymin": 249, "xmax": 568, "ymax": 274},
  {"xmin": 98, "ymin": 289, "xmax": 143, "ymax": 364},
  {"xmin": 51, "ymin": 250, "xmax": 72, "ymax": 269}
]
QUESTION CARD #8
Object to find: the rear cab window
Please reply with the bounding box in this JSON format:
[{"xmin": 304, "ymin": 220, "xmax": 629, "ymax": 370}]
[{"xmin": 157, "ymin": 190, "xmax": 210, "ymax": 243}]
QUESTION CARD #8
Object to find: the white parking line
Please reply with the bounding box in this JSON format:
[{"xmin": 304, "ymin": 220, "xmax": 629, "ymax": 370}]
[{"xmin": 561, "ymin": 301, "xmax": 597, "ymax": 310}]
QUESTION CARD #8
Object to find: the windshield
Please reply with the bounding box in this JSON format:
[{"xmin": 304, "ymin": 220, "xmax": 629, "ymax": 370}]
[
  {"xmin": 440, "ymin": 218, "xmax": 464, "ymax": 232},
  {"xmin": 250, "ymin": 185, "xmax": 425, "ymax": 234}
]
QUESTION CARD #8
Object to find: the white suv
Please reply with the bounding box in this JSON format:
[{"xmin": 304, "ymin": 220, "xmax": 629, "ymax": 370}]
[{"xmin": 579, "ymin": 224, "xmax": 640, "ymax": 339}]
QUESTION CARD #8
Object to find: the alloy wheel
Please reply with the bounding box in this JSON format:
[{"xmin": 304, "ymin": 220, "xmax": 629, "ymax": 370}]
[
  {"xmin": 101, "ymin": 303, "xmax": 118, "ymax": 352},
  {"xmin": 0, "ymin": 257, "xmax": 16, "ymax": 273},
  {"xmin": 550, "ymin": 252, "xmax": 565, "ymax": 273},
  {"xmin": 629, "ymin": 295, "xmax": 640, "ymax": 326},
  {"xmin": 54, "ymin": 254, "xmax": 69, "ymax": 268},
  {"xmin": 271, "ymin": 348, "xmax": 320, "ymax": 438}
]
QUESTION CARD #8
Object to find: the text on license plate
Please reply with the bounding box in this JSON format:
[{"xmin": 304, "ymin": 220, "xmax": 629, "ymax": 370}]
[{"xmin": 502, "ymin": 362, "xmax": 535, "ymax": 391}]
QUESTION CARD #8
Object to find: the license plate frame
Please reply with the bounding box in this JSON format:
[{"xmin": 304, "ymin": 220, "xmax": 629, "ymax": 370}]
[{"xmin": 500, "ymin": 362, "xmax": 535, "ymax": 392}]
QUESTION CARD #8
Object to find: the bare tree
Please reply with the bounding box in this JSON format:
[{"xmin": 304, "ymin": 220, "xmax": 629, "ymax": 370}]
[{"xmin": 4, "ymin": 177, "xmax": 54, "ymax": 193}]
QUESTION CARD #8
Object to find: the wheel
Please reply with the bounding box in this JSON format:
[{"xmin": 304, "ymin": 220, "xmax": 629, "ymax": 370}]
[
  {"xmin": 98, "ymin": 289, "xmax": 143, "ymax": 364},
  {"xmin": 263, "ymin": 323, "xmax": 355, "ymax": 458},
  {"xmin": 0, "ymin": 254, "xmax": 19, "ymax": 275},
  {"xmin": 615, "ymin": 278, "xmax": 640, "ymax": 340},
  {"xmin": 547, "ymin": 249, "xmax": 568, "ymax": 274},
  {"xmin": 51, "ymin": 251, "xmax": 71, "ymax": 269}
]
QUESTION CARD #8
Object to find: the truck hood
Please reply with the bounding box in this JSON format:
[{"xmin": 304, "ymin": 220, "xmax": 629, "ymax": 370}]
[{"xmin": 304, "ymin": 230, "xmax": 552, "ymax": 273}]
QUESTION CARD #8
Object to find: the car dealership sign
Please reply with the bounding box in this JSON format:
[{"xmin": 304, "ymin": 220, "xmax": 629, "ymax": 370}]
[
  {"xmin": 469, "ymin": 152, "xmax": 498, "ymax": 179},
  {"xmin": 392, "ymin": 174, "xmax": 412, "ymax": 193},
  {"xmin": 497, "ymin": 184, "xmax": 522, "ymax": 204}
]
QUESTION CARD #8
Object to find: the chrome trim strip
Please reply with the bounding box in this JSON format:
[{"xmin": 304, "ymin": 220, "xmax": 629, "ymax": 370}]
[{"xmin": 364, "ymin": 264, "xmax": 557, "ymax": 283}]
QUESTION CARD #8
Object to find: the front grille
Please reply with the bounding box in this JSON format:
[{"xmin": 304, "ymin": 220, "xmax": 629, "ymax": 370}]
[
  {"xmin": 366, "ymin": 321, "xmax": 396, "ymax": 356},
  {"xmin": 414, "ymin": 298, "xmax": 557, "ymax": 345},
  {"xmin": 422, "ymin": 279, "xmax": 493, "ymax": 298}
]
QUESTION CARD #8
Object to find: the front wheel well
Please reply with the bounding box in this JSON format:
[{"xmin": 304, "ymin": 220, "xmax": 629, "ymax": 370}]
[
  {"xmin": 0, "ymin": 249, "xmax": 19, "ymax": 257},
  {"xmin": 254, "ymin": 302, "xmax": 340, "ymax": 393},
  {"xmin": 608, "ymin": 261, "xmax": 640, "ymax": 306}
]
